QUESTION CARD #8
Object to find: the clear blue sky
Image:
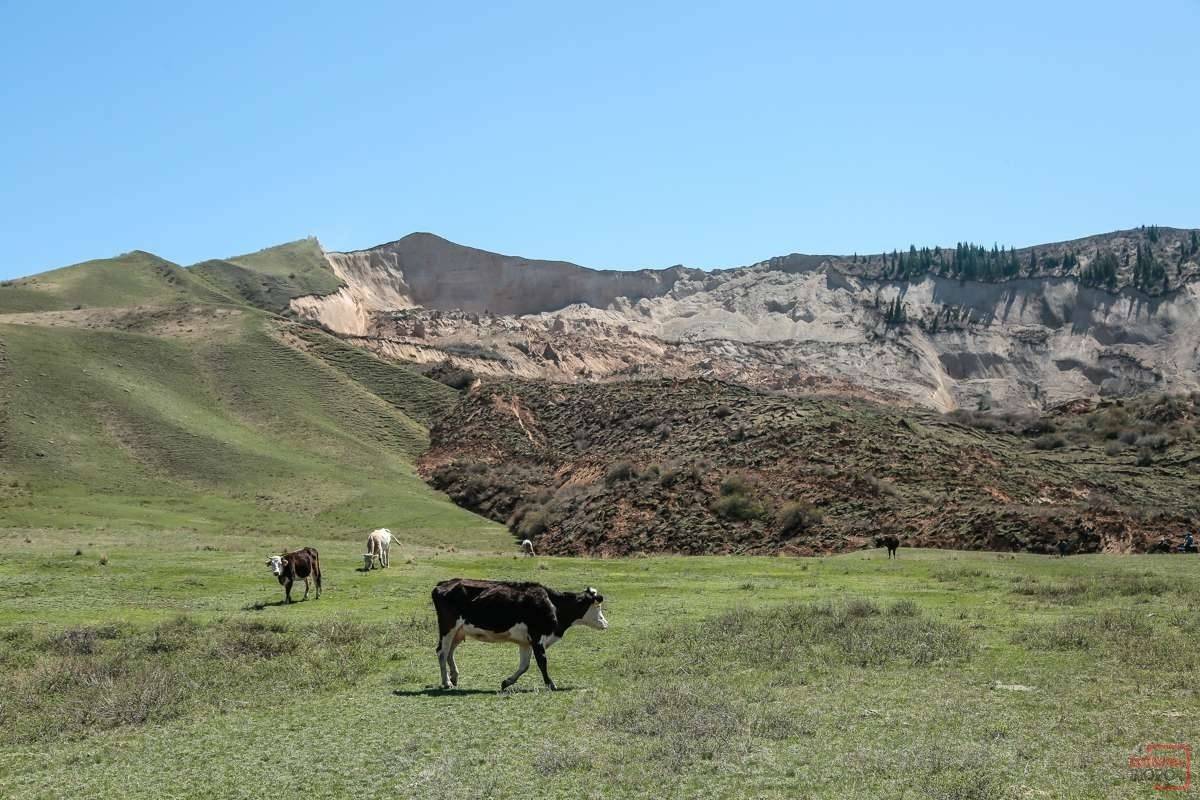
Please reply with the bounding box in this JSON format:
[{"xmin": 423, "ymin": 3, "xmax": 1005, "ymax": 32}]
[{"xmin": 2, "ymin": 1, "xmax": 1198, "ymax": 279}]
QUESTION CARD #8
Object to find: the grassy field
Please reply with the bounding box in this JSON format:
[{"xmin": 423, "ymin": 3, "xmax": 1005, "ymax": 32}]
[{"xmin": 1, "ymin": 535, "xmax": 1195, "ymax": 799}]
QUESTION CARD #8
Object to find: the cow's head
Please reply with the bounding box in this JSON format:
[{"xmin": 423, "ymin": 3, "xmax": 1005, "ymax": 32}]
[
  {"xmin": 577, "ymin": 586, "xmax": 608, "ymax": 630},
  {"xmin": 362, "ymin": 553, "xmax": 374, "ymax": 570},
  {"xmin": 265, "ymin": 555, "xmax": 287, "ymax": 577}
]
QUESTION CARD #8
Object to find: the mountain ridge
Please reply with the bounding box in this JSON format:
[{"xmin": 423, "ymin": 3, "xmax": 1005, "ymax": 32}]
[
  {"xmin": 5, "ymin": 225, "xmax": 1198, "ymax": 412},
  {"xmin": 281, "ymin": 226, "xmax": 1200, "ymax": 412}
]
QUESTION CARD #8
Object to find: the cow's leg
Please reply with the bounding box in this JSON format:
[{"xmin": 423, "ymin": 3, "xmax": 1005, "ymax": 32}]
[
  {"xmin": 436, "ymin": 636, "xmax": 448, "ymax": 689},
  {"xmin": 302, "ymin": 575, "xmax": 310, "ymax": 600},
  {"xmin": 446, "ymin": 638, "xmax": 462, "ymax": 687},
  {"xmin": 284, "ymin": 578, "xmax": 293, "ymax": 604},
  {"xmin": 437, "ymin": 627, "xmax": 459, "ymax": 689},
  {"xmin": 531, "ymin": 641, "xmax": 555, "ymax": 690},
  {"xmin": 382, "ymin": 545, "xmax": 388, "ymax": 568},
  {"xmin": 501, "ymin": 645, "xmax": 532, "ymax": 690}
]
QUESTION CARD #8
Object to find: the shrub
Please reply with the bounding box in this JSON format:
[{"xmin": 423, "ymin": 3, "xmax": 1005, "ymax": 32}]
[
  {"xmin": 630, "ymin": 414, "xmax": 660, "ymax": 431},
  {"xmin": 1119, "ymin": 429, "xmax": 1139, "ymax": 445},
  {"xmin": 1104, "ymin": 442, "xmax": 1124, "ymax": 457},
  {"xmin": 658, "ymin": 465, "xmax": 680, "ymax": 488},
  {"xmin": 1135, "ymin": 433, "xmax": 1169, "ymax": 450},
  {"xmin": 713, "ymin": 405, "xmax": 733, "ymax": 419},
  {"xmin": 887, "ymin": 599, "xmax": 920, "ymax": 617},
  {"xmin": 1032, "ymin": 434, "xmax": 1066, "ymax": 450},
  {"xmin": 719, "ymin": 474, "xmax": 755, "ymax": 496},
  {"xmin": 605, "ymin": 462, "xmax": 635, "ymax": 486},
  {"xmin": 431, "ymin": 367, "xmax": 475, "ymax": 391},
  {"xmin": 862, "ymin": 474, "xmax": 898, "ymax": 496},
  {"xmin": 843, "ymin": 598, "xmax": 880, "ymax": 618},
  {"xmin": 1136, "ymin": 448, "xmax": 1154, "ymax": 467},
  {"xmin": 777, "ymin": 501, "xmax": 821, "ymax": 536},
  {"xmin": 713, "ymin": 493, "xmax": 765, "ymax": 521},
  {"xmin": 1021, "ymin": 418, "xmax": 1057, "ymax": 435},
  {"xmin": 516, "ymin": 510, "xmax": 549, "ymax": 538}
]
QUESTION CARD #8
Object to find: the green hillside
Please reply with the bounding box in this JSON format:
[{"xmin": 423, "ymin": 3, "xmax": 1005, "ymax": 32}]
[
  {"xmin": 0, "ymin": 295, "xmax": 497, "ymax": 547},
  {"xmin": 0, "ymin": 251, "xmax": 233, "ymax": 313},
  {"xmin": 191, "ymin": 238, "xmax": 343, "ymax": 311}
]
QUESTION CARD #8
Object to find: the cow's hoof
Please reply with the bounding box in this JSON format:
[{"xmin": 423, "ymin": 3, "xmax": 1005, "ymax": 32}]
[{"xmin": 545, "ymin": 682, "xmax": 558, "ymax": 691}]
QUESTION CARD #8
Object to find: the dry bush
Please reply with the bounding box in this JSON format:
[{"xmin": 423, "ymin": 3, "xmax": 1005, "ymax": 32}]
[
  {"xmin": 777, "ymin": 501, "xmax": 821, "ymax": 535},
  {"xmin": 605, "ymin": 462, "xmax": 635, "ymax": 486}
]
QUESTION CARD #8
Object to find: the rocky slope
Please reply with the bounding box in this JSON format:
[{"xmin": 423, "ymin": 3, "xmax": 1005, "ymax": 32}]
[
  {"xmin": 291, "ymin": 227, "xmax": 1200, "ymax": 411},
  {"xmin": 420, "ymin": 379, "xmax": 1200, "ymax": 556}
]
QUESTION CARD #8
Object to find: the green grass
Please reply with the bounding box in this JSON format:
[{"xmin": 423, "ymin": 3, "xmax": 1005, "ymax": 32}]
[
  {"xmin": 227, "ymin": 238, "xmax": 341, "ymax": 291},
  {"xmin": 192, "ymin": 238, "xmax": 343, "ymax": 310},
  {"xmin": 0, "ymin": 543, "xmax": 1195, "ymax": 799},
  {"xmin": 292, "ymin": 326, "xmax": 458, "ymax": 426},
  {"xmin": 0, "ymin": 251, "xmax": 232, "ymax": 312},
  {"xmin": 0, "ymin": 311, "xmax": 493, "ymax": 545}
]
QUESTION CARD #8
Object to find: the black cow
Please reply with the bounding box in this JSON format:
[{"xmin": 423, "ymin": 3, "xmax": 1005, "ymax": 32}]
[
  {"xmin": 431, "ymin": 579, "xmax": 608, "ymax": 691},
  {"xmin": 875, "ymin": 534, "xmax": 900, "ymax": 559},
  {"xmin": 265, "ymin": 547, "xmax": 322, "ymax": 603},
  {"xmin": 1056, "ymin": 539, "xmax": 1071, "ymax": 557}
]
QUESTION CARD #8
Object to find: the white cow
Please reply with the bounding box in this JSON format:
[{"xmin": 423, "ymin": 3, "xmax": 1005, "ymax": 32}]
[
  {"xmin": 521, "ymin": 539, "xmax": 536, "ymax": 557},
  {"xmin": 363, "ymin": 528, "xmax": 393, "ymax": 570}
]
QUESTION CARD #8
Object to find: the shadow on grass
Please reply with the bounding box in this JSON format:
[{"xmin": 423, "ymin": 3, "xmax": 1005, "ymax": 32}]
[
  {"xmin": 242, "ymin": 598, "xmax": 314, "ymax": 610},
  {"xmin": 392, "ymin": 686, "xmax": 578, "ymax": 698}
]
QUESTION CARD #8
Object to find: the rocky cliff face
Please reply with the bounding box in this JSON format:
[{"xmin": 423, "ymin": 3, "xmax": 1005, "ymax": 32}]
[
  {"xmin": 294, "ymin": 232, "xmax": 693, "ymax": 336},
  {"xmin": 292, "ymin": 228, "xmax": 1200, "ymax": 411}
]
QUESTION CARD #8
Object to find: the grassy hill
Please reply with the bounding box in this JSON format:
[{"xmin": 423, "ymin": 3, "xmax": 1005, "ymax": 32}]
[
  {"xmin": 0, "ymin": 251, "xmax": 234, "ymax": 313},
  {"xmin": 191, "ymin": 238, "xmax": 343, "ymax": 311},
  {"xmin": 0, "ymin": 249, "xmax": 498, "ymax": 547}
]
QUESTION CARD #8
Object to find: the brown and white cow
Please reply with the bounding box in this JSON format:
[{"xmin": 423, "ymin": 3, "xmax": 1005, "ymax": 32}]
[
  {"xmin": 431, "ymin": 579, "xmax": 607, "ymax": 691},
  {"xmin": 265, "ymin": 547, "xmax": 322, "ymax": 603}
]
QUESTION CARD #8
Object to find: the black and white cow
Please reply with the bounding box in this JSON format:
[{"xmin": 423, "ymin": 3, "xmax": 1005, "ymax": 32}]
[
  {"xmin": 431, "ymin": 579, "xmax": 607, "ymax": 691},
  {"xmin": 265, "ymin": 547, "xmax": 322, "ymax": 603},
  {"xmin": 875, "ymin": 534, "xmax": 900, "ymax": 559}
]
